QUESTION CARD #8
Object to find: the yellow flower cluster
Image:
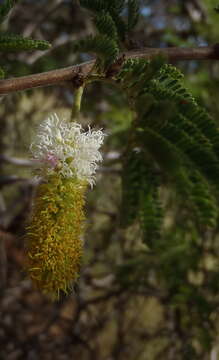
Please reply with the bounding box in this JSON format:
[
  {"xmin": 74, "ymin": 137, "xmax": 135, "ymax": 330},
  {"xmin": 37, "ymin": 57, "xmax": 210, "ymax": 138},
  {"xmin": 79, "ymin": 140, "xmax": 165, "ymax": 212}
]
[{"xmin": 26, "ymin": 174, "xmax": 87, "ymax": 299}]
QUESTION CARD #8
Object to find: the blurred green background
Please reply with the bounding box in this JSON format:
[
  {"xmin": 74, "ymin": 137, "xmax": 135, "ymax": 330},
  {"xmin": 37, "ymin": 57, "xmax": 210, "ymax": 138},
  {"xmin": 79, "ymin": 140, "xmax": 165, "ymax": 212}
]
[{"xmin": 1, "ymin": 1, "xmax": 219, "ymax": 359}]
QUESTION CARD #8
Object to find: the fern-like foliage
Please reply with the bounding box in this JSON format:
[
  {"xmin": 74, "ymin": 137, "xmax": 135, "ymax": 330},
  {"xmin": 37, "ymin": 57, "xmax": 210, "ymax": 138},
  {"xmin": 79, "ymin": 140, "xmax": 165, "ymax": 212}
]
[
  {"xmin": 75, "ymin": 0, "xmax": 139, "ymax": 68},
  {"xmin": 139, "ymin": 168, "xmax": 163, "ymax": 245},
  {"xmin": 121, "ymin": 148, "xmax": 163, "ymax": 244},
  {"xmin": 189, "ymin": 171, "xmax": 218, "ymax": 228},
  {"xmin": 107, "ymin": 10, "xmax": 127, "ymax": 41},
  {"xmin": 121, "ymin": 149, "xmax": 144, "ymax": 227},
  {"xmin": 79, "ymin": 0, "xmax": 127, "ymax": 41},
  {"xmin": 127, "ymin": 0, "xmax": 139, "ymax": 32},
  {"xmin": 0, "ymin": 0, "xmax": 51, "ymax": 77},
  {"xmin": 76, "ymin": 0, "xmax": 219, "ymax": 239},
  {"xmin": 75, "ymin": 2, "xmax": 219, "ymax": 353},
  {"xmin": 117, "ymin": 58, "xmax": 219, "ymax": 234},
  {"xmin": 94, "ymin": 11, "xmax": 118, "ymax": 40},
  {"xmin": 73, "ymin": 34, "xmax": 119, "ymax": 69}
]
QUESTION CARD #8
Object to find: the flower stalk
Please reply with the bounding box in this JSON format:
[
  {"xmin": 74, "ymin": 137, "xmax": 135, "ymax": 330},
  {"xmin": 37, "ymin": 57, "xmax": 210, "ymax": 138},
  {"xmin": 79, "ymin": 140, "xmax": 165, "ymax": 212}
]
[{"xmin": 71, "ymin": 85, "xmax": 84, "ymax": 122}]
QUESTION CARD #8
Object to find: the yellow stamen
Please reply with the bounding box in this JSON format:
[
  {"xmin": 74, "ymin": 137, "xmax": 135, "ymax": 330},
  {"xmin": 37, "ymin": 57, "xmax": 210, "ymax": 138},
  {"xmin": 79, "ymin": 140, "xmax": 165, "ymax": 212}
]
[{"xmin": 26, "ymin": 174, "xmax": 87, "ymax": 300}]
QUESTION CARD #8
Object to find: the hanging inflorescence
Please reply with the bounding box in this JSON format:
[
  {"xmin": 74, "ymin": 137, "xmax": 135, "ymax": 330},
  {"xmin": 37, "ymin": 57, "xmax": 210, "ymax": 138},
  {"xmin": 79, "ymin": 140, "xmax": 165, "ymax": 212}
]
[{"xmin": 27, "ymin": 114, "xmax": 104, "ymax": 299}]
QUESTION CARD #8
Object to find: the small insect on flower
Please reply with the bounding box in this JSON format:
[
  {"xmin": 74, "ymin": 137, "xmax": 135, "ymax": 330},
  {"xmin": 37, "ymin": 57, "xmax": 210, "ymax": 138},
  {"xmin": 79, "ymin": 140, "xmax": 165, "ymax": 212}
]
[{"xmin": 26, "ymin": 114, "xmax": 105, "ymax": 299}]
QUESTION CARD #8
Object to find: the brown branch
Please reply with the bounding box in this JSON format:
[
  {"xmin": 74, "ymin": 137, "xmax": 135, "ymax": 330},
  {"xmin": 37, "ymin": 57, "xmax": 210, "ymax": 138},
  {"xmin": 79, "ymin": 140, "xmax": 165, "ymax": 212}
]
[{"xmin": 1, "ymin": 45, "xmax": 219, "ymax": 95}]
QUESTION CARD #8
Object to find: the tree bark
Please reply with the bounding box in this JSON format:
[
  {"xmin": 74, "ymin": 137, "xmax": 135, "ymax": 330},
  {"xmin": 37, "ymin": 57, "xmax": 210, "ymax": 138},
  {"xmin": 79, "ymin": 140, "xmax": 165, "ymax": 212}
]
[{"xmin": 1, "ymin": 45, "xmax": 219, "ymax": 95}]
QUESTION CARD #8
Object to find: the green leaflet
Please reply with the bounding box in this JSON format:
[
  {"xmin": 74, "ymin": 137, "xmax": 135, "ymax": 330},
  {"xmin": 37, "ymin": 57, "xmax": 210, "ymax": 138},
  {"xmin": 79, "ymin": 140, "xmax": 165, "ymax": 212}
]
[
  {"xmin": 127, "ymin": 0, "xmax": 139, "ymax": 32},
  {"xmin": 107, "ymin": 10, "xmax": 127, "ymax": 41},
  {"xmin": 73, "ymin": 34, "xmax": 119, "ymax": 69},
  {"xmin": 189, "ymin": 171, "xmax": 218, "ymax": 228},
  {"xmin": 0, "ymin": 2, "xmax": 51, "ymax": 73},
  {"xmin": 121, "ymin": 148, "xmax": 163, "ymax": 244},
  {"xmin": 79, "ymin": 0, "xmax": 126, "ymax": 32},
  {"xmin": 138, "ymin": 169, "xmax": 163, "ymax": 246},
  {"xmin": 0, "ymin": 34, "xmax": 51, "ymax": 51},
  {"xmin": 94, "ymin": 12, "xmax": 118, "ymax": 40},
  {"xmin": 121, "ymin": 150, "xmax": 148, "ymax": 227}
]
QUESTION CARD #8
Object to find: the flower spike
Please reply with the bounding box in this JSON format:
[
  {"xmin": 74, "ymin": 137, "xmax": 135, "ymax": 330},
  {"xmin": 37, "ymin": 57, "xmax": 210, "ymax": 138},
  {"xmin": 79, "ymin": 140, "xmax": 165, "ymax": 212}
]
[{"xmin": 26, "ymin": 114, "xmax": 105, "ymax": 299}]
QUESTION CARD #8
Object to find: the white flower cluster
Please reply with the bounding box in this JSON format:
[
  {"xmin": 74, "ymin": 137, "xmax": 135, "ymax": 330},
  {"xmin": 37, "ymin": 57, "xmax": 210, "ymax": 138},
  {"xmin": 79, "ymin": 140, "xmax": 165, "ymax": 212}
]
[{"xmin": 31, "ymin": 113, "xmax": 105, "ymax": 186}]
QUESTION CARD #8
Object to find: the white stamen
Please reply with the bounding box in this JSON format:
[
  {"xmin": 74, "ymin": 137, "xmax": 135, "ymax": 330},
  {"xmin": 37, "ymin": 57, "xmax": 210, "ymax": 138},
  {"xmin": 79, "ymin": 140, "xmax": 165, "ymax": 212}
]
[{"xmin": 31, "ymin": 114, "xmax": 105, "ymax": 186}]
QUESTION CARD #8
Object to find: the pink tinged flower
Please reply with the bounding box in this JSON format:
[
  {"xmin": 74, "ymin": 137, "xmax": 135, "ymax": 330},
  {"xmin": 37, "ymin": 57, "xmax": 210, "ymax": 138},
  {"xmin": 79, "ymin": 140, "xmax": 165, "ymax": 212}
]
[
  {"xmin": 30, "ymin": 114, "xmax": 105, "ymax": 186},
  {"xmin": 43, "ymin": 153, "xmax": 59, "ymax": 168}
]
